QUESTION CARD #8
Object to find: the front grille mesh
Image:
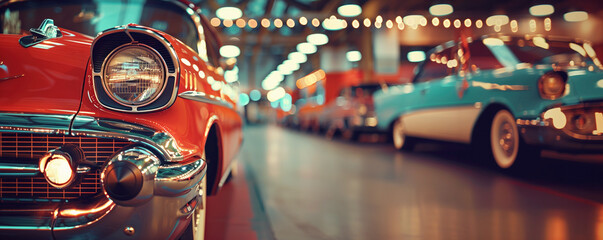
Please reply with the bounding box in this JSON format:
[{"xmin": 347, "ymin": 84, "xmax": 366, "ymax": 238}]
[{"xmin": 0, "ymin": 133, "xmax": 131, "ymax": 201}]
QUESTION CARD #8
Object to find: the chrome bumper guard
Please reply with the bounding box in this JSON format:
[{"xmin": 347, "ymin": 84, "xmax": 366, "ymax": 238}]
[
  {"xmin": 516, "ymin": 102, "xmax": 603, "ymax": 152},
  {"xmin": 0, "ymin": 113, "xmax": 207, "ymax": 237},
  {"xmin": 0, "ymin": 157, "xmax": 206, "ymax": 231}
]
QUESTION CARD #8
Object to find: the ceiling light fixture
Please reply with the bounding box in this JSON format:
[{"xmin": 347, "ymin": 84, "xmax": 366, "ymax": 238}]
[
  {"xmin": 288, "ymin": 52, "xmax": 307, "ymax": 64},
  {"xmin": 486, "ymin": 15, "xmax": 509, "ymax": 26},
  {"xmin": 407, "ymin": 51, "xmax": 426, "ymax": 62},
  {"xmin": 564, "ymin": 11, "xmax": 588, "ymax": 22},
  {"xmin": 297, "ymin": 42, "xmax": 317, "ymax": 54},
  {"xmin": 322, "ymin": 16, "xmax": 346, "ymax": 31},
  {"xmin": 219, "ymin": 45, "xmax": 240, "ymax": 58},
  {"xmin": 429, "ymin": 4, "xmax": 454, "ymax": 16},
  {"xmin": 529, "ymin": 4, "xmax": 554, "ymax": 17},
  {"xmin": 307, "ymin": 33, "xmax": 329, "ymax": 46},
  {"xmin": 346, "ymin": 50, "xmax": 362, "ymax": 62},
  {"xmin": 337, "ymin": 4, "xmax": 362, "ymax": 17},
  {"xmin": 216, "ymin": 7, "xmax": 243, "ymax": 20}
]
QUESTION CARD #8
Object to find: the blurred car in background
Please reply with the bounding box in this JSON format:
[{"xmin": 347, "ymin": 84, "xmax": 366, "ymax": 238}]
[
  {"xmin": 297, "ymin": 102, "xmax": 324, "ymax": 132},
  {"xmin": 0, "ymin": 0, "xmax": 242, "ymax": 239},
  {"xmin": 321, "ymin": 83, "xmax": 392, "ymax": 140},
  {"xmin": 374, "ymin": 34, "xmax": 603, "ymax": 170}
]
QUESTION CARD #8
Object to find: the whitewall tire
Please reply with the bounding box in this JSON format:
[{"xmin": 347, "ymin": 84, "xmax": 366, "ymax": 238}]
[
  {"xmin": 393, "ymin": 118, "xmax": 413, "ymax": 151},
  {"xmin": 489, "ymin": 110, "xmax": 519, "ymax": 169}
]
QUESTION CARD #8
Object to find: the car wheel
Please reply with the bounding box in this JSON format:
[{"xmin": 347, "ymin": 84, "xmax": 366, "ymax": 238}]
[
  {"xmin": 392, "ymin": 119, "xmax": 414, "ymax": 151},
  {"xmin": 489, "ymin": 109, "xmax": 526, "ymax": 169},
  {"xmin": 180, "ymin": 157, "xmax": 207, "ymax": 240}
]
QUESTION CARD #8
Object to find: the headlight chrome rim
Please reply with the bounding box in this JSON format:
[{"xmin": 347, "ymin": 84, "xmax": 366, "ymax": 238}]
[
  {"xmin": 39, "ymin": 150, "xmax": 77, "ymax": 189},
  {"xmin": 101, "ymin": 44, "xmax": 168, "ymax": 108}
]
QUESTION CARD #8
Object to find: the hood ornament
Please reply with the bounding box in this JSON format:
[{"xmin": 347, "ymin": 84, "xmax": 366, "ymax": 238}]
[{"xmin": 19, "ymin": 19, "xmax": 63, "ymax": 48}]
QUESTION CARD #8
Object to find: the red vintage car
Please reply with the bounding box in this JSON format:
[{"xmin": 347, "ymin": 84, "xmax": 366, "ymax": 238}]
[{"xmin": 0, "ymin": 0, "xmax": 242, "ymax": 239}]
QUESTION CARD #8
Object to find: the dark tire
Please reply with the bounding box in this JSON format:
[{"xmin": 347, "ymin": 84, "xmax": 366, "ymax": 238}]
[{"xmin": 392, "ymin": 118, "xmax": 415, "ymax": 151}]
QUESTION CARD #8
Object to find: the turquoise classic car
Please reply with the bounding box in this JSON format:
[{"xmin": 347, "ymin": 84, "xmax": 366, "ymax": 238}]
[{"xmin": 374, "ymin": 35, "xmax": 603, "ymax": 170}]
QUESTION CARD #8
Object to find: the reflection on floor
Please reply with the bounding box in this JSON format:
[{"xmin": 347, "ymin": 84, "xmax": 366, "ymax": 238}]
[
  {"xmin": 205, "ymin": 162, "xmax": 272, "ymax": 240},
  {"xmin": 208, "ymin": 124, "xmax": 603, "ymax": 240}
]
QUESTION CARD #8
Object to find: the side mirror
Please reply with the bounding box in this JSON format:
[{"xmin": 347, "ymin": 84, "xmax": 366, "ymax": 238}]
[{"xmin": 220, "ymin": 57, "xmax": 236, "ymax": 71}]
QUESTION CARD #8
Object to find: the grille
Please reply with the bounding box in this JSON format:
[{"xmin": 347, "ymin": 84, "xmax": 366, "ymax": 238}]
[{"xmin": 0, "ymin": 132, "xmax": 131, "ymax": 201}]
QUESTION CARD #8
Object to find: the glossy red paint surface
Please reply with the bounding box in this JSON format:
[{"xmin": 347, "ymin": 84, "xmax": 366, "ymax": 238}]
[
  {"xmin": 1, "ymin": 23, "xmax": 242, "ymax": 194},
  {"xmin": 0, "ymin": 29, "xmax": 93, "ymax": 118}
]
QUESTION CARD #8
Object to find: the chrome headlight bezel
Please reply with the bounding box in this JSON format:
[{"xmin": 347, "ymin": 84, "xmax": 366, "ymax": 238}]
[
  {"xmin": 90, "ymin": 26, "xmax": 180, "ymax": 113},
  {"xmin": 101, "ymin": 44, "xmax": 168, "ymax": 108}
]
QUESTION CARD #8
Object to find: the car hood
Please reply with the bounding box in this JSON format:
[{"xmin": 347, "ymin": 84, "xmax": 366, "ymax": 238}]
[{"xmin": 0, "ymin": 28, "xmax": 93, "ymax": 129}]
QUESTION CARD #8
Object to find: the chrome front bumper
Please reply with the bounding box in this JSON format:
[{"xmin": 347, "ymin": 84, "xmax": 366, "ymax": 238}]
[
  {"xmin": 517, "ymin": 102, "xmax": 603, "ymax": 152},
  {"xmin": 0, "ymin": 157, "xmax": 206, "ymax": 240},
  {"xmin": 0, "ymin": 113, "xmax": 206, "ymax": 239}
]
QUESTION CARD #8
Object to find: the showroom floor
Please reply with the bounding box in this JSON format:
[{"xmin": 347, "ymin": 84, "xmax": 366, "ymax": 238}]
[{"xmin": 206, "ymin": 124, "xmax": 603, "ymax": 240}]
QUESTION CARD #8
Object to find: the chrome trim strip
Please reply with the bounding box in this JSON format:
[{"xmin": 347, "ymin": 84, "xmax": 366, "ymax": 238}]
[
  {"xmin": 516, "ymin": 118, "xmax": 549, "ymax": 127},
  {"xmin": 0, "ymin": 196, "xmax": 113, "ymax": 231},
  {"xmin": 54, "ymin": 198, "xmax": 115, "ymax": 229},
  {"xmin": 218, "ymin": 160, "xmax": 235, "ymax": 189},
  {"xmin": 0, "ymin": 163, "xmax": 39, "ymax": 176},
  {"xmin": 0, "ymin": 113, "xmax": 183, "ymax": 162},
  {"xmin": 0, "ymin": 113, "xmax": 184, "ymax": 162},
  {"xmin": 70, "ymin": 116, "xmax": 184, "ymax": 161},
  {"xmin": 0, "ymin": 74, "xmax": 24, "ymax": 81},
  {"xmin": 178, "ymin": 91, "xmax": 234, "ymax": 109},
  {"xmin": 91, "ymin": 25, "xmax": 180, "ymax": 113},
  {"xmin": 0, "ymin": 113, "xmax": 71, "ymax": 134},
  {"xmin": 155, "ymin": 157, "xmax": 206, "ymax": 197},
  {"xmin": 471, "ymin": 81, "xmax": 529, "ymax": 91}
]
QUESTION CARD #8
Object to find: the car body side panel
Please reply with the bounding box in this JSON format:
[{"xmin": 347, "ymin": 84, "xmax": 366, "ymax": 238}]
[
  {"xmin": 403, "ymin": 105, "xmax": 480, "ymax": 143},
  {"xmin": 170, "ymin": 31, "xmax": 242, "ymax": 180},
  {"xmin": 374, "ymin": 84, "xmax": 420, "ymax": 130},
  {"xmin": 565, "ymin": 70, "xmax": 603, "ymax": 104},
  {"xmin": 467, "ymin": 68, "xmax": 603, "ymax": 119}
]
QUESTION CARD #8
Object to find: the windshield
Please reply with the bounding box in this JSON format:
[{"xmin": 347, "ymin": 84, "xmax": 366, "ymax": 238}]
[
  {"xmin": 480, "ymin": 37, "xmax": 597, "ymax": 69},
  {"xmin": 0, "ymin": 0, "xmax": 199, "ymax": 51}
]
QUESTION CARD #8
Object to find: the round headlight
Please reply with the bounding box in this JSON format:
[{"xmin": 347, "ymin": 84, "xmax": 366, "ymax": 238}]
[
  {"xmin": 103, "ymin": 45, "xmax": 166, "ymax": 106},
  {"xmin": 538, "ymin": 71, "xmax": 567, "ymax": 100}
]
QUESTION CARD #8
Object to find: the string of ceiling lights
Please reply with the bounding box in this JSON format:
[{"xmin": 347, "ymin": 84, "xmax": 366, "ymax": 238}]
[
  {"xmin": 228, "ymin": 3, "xmax": 593, "ymax": 109},
  {"xmin": 210, "ymin": 2, "xmax": 590, "ymax": 31},
  {"xmin": 210, "ymin": 14, "xmax": 585, "ymax": 31}
]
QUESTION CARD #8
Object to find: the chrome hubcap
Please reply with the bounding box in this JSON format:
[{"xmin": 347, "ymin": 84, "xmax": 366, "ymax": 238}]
[
  {"xmin": 498, "ymin": 121, "xmax": 515, "ymax": 157},
  {"xmin": 394, "ymin": 121, "xmax": 404, "ymax": 148}
]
